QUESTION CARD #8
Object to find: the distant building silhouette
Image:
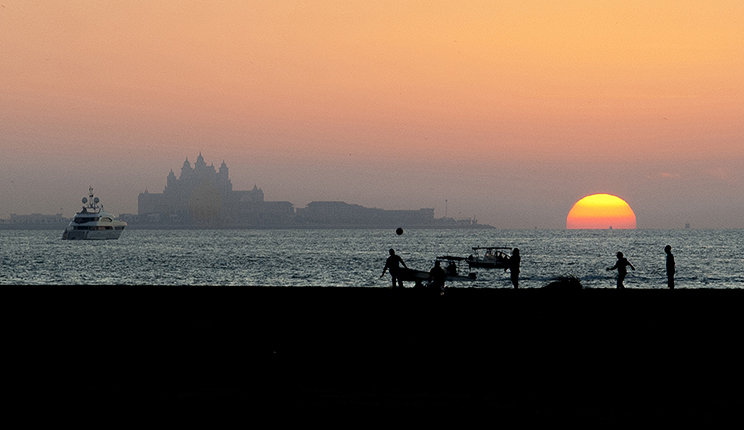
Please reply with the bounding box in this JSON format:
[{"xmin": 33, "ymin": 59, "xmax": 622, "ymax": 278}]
[
  {"xmin": 138, "ymin": 153, "xmax": 293, "ymax": 226},
  {"xmin": 7, "ymin": 213, "xmax": 67, "ymax": 225},
  {"xmin": 295, "ymin": 201, "xmax": 435, "ymax": 227},
  {"xmin": 132, "ymin": 154, "xmax": 490, "ymax": 229}
]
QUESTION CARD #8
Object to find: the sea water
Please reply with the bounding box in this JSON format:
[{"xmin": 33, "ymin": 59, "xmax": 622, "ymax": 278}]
[{"xmin": 0, "ymin": 228, "xmax": 741, "ymax": 288}]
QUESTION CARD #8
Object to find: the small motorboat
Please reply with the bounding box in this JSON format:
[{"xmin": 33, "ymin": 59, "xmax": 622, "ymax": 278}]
[
  {"xmin": 435, "ymin": 256, "xmax": 478, "ymax": 281},
  {"xmin": 465, "ymin": 246, "xmax": 511, "ymax": 269},
  {"xmin": 391, "ymin": 257, "xmax": 477, "ymax": 286}
]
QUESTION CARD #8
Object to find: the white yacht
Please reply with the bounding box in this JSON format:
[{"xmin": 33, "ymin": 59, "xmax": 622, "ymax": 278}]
[{"xmin": 62, "ymin": 187, "xmax": 127, "ymax": 240}]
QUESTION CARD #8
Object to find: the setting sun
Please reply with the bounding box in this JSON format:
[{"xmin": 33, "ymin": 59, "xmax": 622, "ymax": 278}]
[{"xmin": 566, "ymin": 194, "xmax": 637, "ymax": 229}]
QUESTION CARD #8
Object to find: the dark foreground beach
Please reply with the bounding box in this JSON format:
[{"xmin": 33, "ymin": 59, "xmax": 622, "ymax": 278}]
[{"xmin": 5, "ymin": 286, "xmax": 744, "ymax": 424}]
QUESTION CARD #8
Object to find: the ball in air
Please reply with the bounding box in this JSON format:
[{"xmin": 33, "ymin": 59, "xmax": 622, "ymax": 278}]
[{"xmin": 395, "ymin": 227, "xmax": 404, "ymax": 235}]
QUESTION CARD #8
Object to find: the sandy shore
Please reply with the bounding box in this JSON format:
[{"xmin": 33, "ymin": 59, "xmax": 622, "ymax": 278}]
[{"xmin": 4, "ymin": 286, "xmax": 744, "ymax": 423}]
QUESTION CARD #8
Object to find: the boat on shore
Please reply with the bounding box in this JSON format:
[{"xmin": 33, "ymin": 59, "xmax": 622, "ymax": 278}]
[
  {"xmin": 62, "ymin": 188, "xmax": 127, "ymax": 240},
  {"xmin": 392, "ymin": 256, "xmax": 477, "ymax": 286},
  {"xmin": 435, "ymin": 255, "xmax": 478, "ymax": 281},
  {"xmin": 465, "ymin": 246, "xmax": 511, "ymax": 269}
]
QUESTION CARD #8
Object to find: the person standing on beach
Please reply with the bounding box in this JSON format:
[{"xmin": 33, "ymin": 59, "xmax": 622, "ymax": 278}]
[
  {"xmin": 606, "ymin": 251, "xmax": 635, "ymax": 289},
  {"xmin": 381, "ymin": 249, "xmax": 408, "ymax": 288},
  {"xmin": 428, "ymin": 260, "xmax": 446, "ymax": 294},
  {"xmin": 505, "ymin": 248, "xmax": 521, "ymax": 288},
  {"xmin": 665, "ymin": 245, "xmax": 675, "ymax": 289}
]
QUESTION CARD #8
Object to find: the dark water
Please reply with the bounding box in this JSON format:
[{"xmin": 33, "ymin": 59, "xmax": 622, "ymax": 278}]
[{"xmin": 0, "ymin": 228, "xmax": 741, "ymax": 288}]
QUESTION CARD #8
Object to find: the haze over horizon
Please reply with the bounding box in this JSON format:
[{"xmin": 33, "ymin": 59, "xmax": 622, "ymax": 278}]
[{"xmin": 2, "ymin": 2, "xmax": 743, "ymax": 229}]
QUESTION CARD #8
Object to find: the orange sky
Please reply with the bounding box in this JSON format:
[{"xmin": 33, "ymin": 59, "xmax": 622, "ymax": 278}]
[{"xmin": 1, "ymin": 1, "xmax": 743, "ymax": 228}]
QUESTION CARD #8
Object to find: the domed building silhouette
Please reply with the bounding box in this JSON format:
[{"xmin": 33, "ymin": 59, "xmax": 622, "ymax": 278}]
[
  {"xmin": 135, "ymin": 153, "xmax": 481, "ymax": 228},
  {"xmin": 138, "ymin": 153, "xmax": 293, "ymax": 226}
]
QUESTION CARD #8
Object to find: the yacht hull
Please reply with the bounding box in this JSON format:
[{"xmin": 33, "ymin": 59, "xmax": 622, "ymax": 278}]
[{"xmin": 62, "ymin": 228, "xmax": 125, "ymax": 240}]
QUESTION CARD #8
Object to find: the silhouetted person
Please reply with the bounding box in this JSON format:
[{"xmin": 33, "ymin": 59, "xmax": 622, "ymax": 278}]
[
  {"xmin": 505, "ymin": 248, "xmax": 520, "ymax": 288},
  {"xmin": 446, "ymin": 261, "xmax": 458, "ymax": 276},
  {"xmin": 381, "ymin": 249, "xmax": 408, "ymax": 288},
  {"xmin": 606, "ymin": 251, "xmax": 635, "ymax": 289},
  {"xmin": 428, "ymin": 260, "xmax": 446, "ymax": 294},
  {"xmin": 665, "ymin": 245, "xmax": 675, "ymax": 289}
]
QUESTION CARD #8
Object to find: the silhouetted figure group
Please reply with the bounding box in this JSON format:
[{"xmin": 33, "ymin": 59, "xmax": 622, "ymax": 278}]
[
  {"xmin": 382, "ymin": 245, "xmax": 677, "ymax": 290},
  {"xmin": 606, "ymin": 245, "xmax": 675, "ymax": 289}
]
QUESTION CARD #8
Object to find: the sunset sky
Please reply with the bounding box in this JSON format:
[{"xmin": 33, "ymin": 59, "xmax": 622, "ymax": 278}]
[{"xmin": 2, "ymin": 1, "xmax": 743, "ymax": 228}]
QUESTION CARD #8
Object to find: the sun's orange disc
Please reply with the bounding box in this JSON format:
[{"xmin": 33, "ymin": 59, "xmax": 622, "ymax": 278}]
[{"xmin": 566, "ymin": 194, "xmax": 637, "ymax": 229}]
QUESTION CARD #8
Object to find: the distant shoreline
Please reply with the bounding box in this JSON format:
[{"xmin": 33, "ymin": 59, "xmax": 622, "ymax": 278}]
[{"xmin": 0, "ymin": 223, "xmax": 495, "ymax": 230}]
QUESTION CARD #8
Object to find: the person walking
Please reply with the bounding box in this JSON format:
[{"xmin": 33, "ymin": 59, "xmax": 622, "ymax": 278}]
[
  {"xmin": 606, "ymin": 252, "xmax": 635, "ymax": 289},
  {"xmin": 665, "ymin": 245, "xmax": 675, "ymax": 289},
  {"xmin": 381, "ymin": 249, "xmax": 408, "ymax": 288}
]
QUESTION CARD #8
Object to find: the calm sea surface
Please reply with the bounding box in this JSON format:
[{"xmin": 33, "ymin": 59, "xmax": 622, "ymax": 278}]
[{"xmin": 0, "ymin": 228, "xmax": 741, "ymax": 288}]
